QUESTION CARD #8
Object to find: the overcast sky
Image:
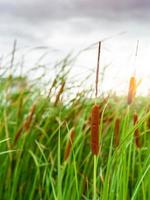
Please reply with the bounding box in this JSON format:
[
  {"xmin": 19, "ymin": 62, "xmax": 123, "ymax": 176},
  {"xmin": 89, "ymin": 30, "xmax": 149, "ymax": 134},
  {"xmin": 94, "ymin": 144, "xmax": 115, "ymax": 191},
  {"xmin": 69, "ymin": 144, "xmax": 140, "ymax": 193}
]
[{"xmin": 1, "ymin": 0, "xmax": 150, "ymax": 95}]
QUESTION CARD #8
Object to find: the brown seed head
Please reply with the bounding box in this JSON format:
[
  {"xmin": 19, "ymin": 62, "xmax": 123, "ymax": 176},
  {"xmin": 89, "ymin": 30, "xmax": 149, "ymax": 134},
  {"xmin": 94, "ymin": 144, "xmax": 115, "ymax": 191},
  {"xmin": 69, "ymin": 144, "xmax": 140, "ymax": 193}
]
[
  {"xmin": 13, "ymin": 126, "xmax": 24, "ymax": 145},
  {"xmin": 91, "ymin": 104, "xmax": 100, "ymax": 155},
  {"xmin": 24, "ymin": 104, "xmax": 36, "ymax": 131},
  {"xmin": 13, "ymin": 104, "xmax": 36, "ymax": 145}
]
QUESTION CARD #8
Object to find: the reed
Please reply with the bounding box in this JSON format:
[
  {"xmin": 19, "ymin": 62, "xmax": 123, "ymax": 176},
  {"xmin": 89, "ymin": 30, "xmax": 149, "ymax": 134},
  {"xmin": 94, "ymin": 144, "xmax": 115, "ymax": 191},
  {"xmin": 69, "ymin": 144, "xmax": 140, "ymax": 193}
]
[
  {"xmin": 24, "ymin": 104, "xmax": 36, "ymax": 131},
  {"xmin": 133, "ymin": 112, "xmax": 141, "ymax": 148},
  {"xmin": 54, "ymin": 81, "xmax": 65, "ymax": 106},
  {"xmin": 64, "ymin": 127, "xmax": 75, "ymax": 161},
  {"xmin": 14, "ymin": 104, "xmax": 36, "ymax": 145}
]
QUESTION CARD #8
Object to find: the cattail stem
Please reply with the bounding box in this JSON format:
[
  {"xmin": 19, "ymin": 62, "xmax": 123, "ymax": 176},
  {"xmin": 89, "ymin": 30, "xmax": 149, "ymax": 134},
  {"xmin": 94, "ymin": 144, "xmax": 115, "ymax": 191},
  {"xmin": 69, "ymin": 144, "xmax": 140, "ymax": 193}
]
[
  {"xmin": 95, "ymin": 41, "xmax": 101, "ymax": 98},
  {"xmin": 93, "ymin": 155, "xmax": 97, "ymax": 200}
]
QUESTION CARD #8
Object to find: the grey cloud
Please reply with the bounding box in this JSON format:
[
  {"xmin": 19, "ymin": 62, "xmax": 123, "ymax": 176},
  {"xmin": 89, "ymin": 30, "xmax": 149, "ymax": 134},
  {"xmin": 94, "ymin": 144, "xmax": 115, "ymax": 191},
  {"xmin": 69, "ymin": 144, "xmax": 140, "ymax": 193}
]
[
  {"xmin": 0, "ymin": 0, "xmax": 150, "ymax": 54},
  {"xmin": 0, "ymin": 0, "xmax": 150, "ymax": 24}
]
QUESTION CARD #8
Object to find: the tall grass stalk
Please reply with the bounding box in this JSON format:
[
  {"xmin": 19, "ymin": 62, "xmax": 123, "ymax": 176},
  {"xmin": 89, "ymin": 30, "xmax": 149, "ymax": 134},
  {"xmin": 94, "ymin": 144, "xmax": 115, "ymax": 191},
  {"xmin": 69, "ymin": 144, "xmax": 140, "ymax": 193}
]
[{"xmin": 93, "ymin": 155, "xmax": 97, "ymax": 200}]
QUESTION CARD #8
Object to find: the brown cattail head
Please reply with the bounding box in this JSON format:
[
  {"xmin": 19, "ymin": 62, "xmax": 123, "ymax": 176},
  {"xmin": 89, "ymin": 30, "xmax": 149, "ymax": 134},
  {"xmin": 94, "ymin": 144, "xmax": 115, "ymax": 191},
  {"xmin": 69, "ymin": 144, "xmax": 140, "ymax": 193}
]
[
  {"xmin": 91, "ymin": 104, "xmax": 100, "ymax": 155},
  {"xmin": 128, "ymin": 76, "xmax": 136, "ymax": 105},
  {"xmin": 64, "ymin": 127, "xmax": 75, "ymax": 161},
  {"xmin": 133, "ymin": 112, "xmax": 141, "ymax": 148},
  {"xmin": 13, "ymin": 104, "xmax": 36, "ymax": 146},
  {"xmin": 114, "ymin": 118, "xmax": 120, "ymax": 147},
  {"xmin": 13, "ymin": 126, "xmax": 24, "ymax": 145},
  {"xmin": 24, "ymin": 104, "xmax": 36, "ymax": 131}
]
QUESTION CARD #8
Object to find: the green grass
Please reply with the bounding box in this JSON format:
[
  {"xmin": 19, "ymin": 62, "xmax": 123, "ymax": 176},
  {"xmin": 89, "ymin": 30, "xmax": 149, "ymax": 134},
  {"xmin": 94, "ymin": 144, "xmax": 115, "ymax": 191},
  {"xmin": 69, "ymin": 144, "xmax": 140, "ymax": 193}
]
[{"xmin": 0, "ymin": 61, "xmax": 150, "ymax": 200}]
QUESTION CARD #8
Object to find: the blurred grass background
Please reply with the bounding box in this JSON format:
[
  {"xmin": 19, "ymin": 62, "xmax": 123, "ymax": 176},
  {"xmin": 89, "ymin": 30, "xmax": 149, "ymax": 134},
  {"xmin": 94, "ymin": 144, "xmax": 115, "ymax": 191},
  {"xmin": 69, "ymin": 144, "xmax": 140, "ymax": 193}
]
[{"xmin": 0, "ymin": 42, "xmax": 150, "ymax": 200}]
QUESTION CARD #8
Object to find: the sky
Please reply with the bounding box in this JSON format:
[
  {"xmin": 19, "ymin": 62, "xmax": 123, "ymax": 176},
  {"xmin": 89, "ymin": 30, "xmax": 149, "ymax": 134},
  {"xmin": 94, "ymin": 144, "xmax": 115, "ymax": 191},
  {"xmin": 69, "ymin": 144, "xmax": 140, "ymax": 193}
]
[{"xmin": 0, "ymin": 0, "xmax": 150, "ymax": 95}]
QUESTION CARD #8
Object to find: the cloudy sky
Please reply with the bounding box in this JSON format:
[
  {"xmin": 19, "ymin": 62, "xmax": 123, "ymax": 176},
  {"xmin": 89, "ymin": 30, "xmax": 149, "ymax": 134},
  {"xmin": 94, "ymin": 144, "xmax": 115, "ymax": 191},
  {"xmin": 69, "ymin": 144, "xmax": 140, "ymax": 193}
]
[{"xmin": 1, "ymin": 0, "xmax": 150, "ymax": 95}]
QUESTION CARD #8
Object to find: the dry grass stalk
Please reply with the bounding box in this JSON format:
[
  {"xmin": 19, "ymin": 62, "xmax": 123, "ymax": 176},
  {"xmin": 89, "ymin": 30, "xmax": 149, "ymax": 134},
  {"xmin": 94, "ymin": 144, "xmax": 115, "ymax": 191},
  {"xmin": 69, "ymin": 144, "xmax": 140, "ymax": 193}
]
[
  {"xmin": 47, "ymin": 78, "xmax": 57, "ymax": 98},
  {"xmin": 103, "ymin": 114, "xmax": 113, "ymax": 124},
  {"xmin": 24, "ymin": 104, "xmax": 36, "ymax": 131},
  {"xmin": 133, "ymin": 113, "xmax": 141, "ymax": 148},
  {"xmin": 64, "ymin": 127, "xmax": 75, "ymax": 161},
  {"xmin": 127, "ymin": 76, "xmax": 136, "ymax": 105},
  {"xmin": 54, "ymin": 81, "xmax": 65, "ymax": 106},
  {"xmin": 14, "ymin": 104, "xmax": 36, "ymax": 145},
  {"xmin": 114, "ymin": 118, "xmax": 120, "ymax": 147},
  {"xmin": 91, "ymin": 104, "xmax": 100, "ymax": 155}
]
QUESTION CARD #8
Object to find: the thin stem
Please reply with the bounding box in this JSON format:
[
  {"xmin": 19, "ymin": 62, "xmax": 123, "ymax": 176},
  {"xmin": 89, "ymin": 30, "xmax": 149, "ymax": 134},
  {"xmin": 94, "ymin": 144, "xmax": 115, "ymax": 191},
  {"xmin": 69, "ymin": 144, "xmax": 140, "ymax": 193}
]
[
  {"xmin": 95, "ymin": 41, "xmax": 101, "ymax": 98},
  {"xmin": 10, "ymin": 39, "xmax": 17, "ymax": 75},
  {"xmin": 93, "ymin": 155, "xmax": 97, "ymax": 200}
]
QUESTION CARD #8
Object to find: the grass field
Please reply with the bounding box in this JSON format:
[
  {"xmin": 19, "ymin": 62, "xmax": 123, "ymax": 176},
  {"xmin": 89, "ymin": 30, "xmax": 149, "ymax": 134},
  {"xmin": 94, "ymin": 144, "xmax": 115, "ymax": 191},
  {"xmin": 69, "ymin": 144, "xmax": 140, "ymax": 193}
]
[{"xmin": 0, "ymin": 47, "xmax": 150, "ymax": 200}]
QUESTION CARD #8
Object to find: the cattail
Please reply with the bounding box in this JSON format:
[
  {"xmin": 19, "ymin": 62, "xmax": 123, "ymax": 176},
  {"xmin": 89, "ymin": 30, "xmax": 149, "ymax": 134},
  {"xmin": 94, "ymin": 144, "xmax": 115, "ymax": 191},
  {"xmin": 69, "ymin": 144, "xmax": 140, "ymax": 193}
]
[
  {"xmin": 91, "ymin": 104, "xmax": 100, "ymax": 155},
  {"xmin": 54, "ymin": 81, "xmax": 65, "ymax": 106},
  {"xmin": 133, "ymin": 113, "xmax": 141, "ymax": 148},
  {"xmin": 128, "ymin": 76, "xmax": 136, "ymax": 105},
  {"xmin": 13, "ymin": 126, "xmax": 24, "ymax": 145},
  {"xmin": 24, "ymin": 104, "xmax": 36, "ymax": 131},
  {"xmin": 114, "ymin": 118, "xmax": 120, "ymax": 147},
  {"xmin": 13, "ymin": 104, "xmax": 36, "ymax": 145},
  {"xmin": 90, "ymin": 42, "xmax": 101, "ymax": 156},
  {"xmin": 64, "ymin": 127, "xmax": 75, "ymax": 161}
]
